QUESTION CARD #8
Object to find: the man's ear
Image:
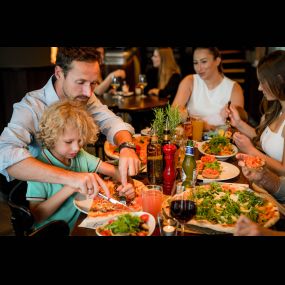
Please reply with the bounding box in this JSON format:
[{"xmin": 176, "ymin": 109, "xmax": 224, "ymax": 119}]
[{"xmin": 55, "ymin": 66, "xmax": 63, "ymax": 80}]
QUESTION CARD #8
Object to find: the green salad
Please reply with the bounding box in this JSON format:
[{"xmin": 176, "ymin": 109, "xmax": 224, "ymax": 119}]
[{"xmin": 97, "ymin": 213, "xmax": 150, "ymax": 236}]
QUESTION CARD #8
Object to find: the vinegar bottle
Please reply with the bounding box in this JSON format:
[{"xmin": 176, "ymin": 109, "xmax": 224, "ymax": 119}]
[
  {"xmin": 147, "ymin": 132, "xmax": 163, "ymax": 185},
  {"xmin": 182, "ymin": 140, "xmax": 197, "ymax": 189},
  {"xmin": 162, "ymin": 143, "xmax": 177, "ymax": 195}
]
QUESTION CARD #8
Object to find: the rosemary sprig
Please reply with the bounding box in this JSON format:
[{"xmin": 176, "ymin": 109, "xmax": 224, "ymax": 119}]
[{"xmin": 151, "ymin": 104, "xmax": 181, "ymax": 143}]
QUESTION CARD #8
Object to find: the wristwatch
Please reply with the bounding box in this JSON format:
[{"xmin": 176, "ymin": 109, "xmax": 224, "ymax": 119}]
[{"xmin": 118, "ymin": 141, "xmax": 136, "ymax": 152}]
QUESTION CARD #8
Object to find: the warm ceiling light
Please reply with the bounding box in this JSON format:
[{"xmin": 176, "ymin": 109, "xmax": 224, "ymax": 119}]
[{"xmin": 50, "ymin": 47, "xmax": 58, "ymax": 64}]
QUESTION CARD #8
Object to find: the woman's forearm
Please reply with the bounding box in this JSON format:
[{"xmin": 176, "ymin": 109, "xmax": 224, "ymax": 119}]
[{"xmin": 236, "ymin": 120, "xmax": 257, "ymax": 139}]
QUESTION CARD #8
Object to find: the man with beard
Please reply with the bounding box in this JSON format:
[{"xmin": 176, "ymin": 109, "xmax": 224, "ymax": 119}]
[{"xmin": 0, "ymin": 47, "xmax": 140, "ymax": 196}]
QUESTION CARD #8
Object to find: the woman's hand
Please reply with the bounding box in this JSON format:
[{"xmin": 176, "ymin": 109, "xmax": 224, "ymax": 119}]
[
  {"xmin": 234, "ymin": 215, "xmax": 281, "ymax": 236},
  {"xmin": 228, "ymin": 105, "xmax": 242, "ymax": 128},
  {"xmin": 148, "ymin": 88, "xmax": 159, "ymax": 95},
  {"xmin": 112, "ymin": 69, "xmax": 126, "ymax": 79},
  {"xmin": 233, "ymin": 132, "xmax": 256, "ymax": 154},
  {"xmin": 236, "ymin": 153, "xmax": 265, "ymax": 182}
]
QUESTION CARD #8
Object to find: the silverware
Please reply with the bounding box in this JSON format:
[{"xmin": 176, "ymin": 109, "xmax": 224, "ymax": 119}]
[
  {"xmin": 226, "ymin": 101, "xmax": 231, "ymax": 127},
  {"xmin": 98, "ymin": 193, "xmax": 131, "ymax": 208}
]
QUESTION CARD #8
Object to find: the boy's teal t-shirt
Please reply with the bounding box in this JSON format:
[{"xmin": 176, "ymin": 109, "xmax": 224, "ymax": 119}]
[{"xmin": 26, "ymin": 149, "xmax": 101, "ymax": 231}]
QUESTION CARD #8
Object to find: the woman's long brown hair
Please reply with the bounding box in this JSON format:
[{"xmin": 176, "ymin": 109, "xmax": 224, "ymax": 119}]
[{"xmin": 253, "ymin": 50, "xmax": 285, "ymax": 146}]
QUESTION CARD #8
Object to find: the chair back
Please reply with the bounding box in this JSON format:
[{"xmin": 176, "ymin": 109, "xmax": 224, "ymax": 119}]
[{"xmin": 8, "ymin": 180, "xmax": 34, "ymax": 236}]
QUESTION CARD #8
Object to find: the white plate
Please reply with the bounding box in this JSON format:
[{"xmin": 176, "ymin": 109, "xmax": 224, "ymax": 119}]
[
  {"xmin": 74, "ymin": 193, "xmax": 93, "ymax": 214},
  {"xmin": 73, "ymin": 179, "xmax": 146, "ymax": 215},
  {"xmin": 198, "ymin": 141, "xmax": 238, "ymax": 161},
  {"xmin": 197, "ymin": 161, "xmax": 240, "ymax": 182},
  {"xmin": 95, "ymin": 212, "xmax": 156, "ymax": 236},
  {"xmin": 140, "ymin": 127, "xmax": 151, "ymax": 136},
  {"xmin": 116, "ymin": 91, "xmax": 134, "ymax": 97}
]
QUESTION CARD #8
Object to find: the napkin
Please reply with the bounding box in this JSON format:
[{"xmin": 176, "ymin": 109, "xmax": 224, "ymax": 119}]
[{"xmin": 78, "ymin": 217, "xmax": 110, "ymax": 229}]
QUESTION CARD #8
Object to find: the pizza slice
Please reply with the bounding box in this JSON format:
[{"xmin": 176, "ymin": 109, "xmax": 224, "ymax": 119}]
[
  {"xmin": 197, "ymin": 155, "xmax": 222, "ymax": 179},
  {"xmin": 87, "ymin": 179, "xmax": 145, "ymax": 222},
  {"xmin": 237, "ymin": 154, "xmax": 265, "ymax": 171}
]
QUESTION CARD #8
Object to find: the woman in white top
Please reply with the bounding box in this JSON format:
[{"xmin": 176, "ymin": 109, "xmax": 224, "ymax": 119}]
[
  {"xmin": 172, "ymin": 47, "xmax": 244, "ymax": 130},
  {"xmin": 229, "ymin": 50, "xmax": 285, "ymax": 176}
]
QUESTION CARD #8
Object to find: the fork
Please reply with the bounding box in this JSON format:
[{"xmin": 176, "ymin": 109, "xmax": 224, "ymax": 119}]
[
  {"xmin": 119, "ymin": 196, "xmax": 127, "ymax": 205},
  {"xmin": 225, "ymin": 101, "xmax": 231, "ymax": 127}
]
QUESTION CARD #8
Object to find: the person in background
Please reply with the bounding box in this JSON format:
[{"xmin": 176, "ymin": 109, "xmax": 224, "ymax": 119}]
[
  {"xmin": 94, "ymin": 47, "xmax": 126, "ymax": 96},
  {"xmin": 0, "ymin": 47, "xmax": 140, "ymax": 196},
  {"xmin": 27, "ymin": 100, "xmax": 135, "ymax": 231},
  {"xmin": 172, "ymin": 47, "xmax": 244, "ymax": 130},
  {"xmin": 147, "ymin": 47, "xmax": 181, "ymax": 104},
  {"xmin": 229, "ymin": 50, "xmax": 285, "ymax": 176}
]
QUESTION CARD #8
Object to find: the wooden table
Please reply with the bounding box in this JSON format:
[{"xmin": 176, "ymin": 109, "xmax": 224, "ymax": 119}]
[
  {"xmin": 97, "ymin": 93, "xmax": 169, "ymax": 132},
  {"xmin": 98, "ymin": 92, "xmax": 169, "ymax": 112}
]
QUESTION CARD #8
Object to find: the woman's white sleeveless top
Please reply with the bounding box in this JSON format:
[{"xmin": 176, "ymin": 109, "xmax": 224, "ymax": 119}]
[
  {"xmin": 187, "ymin": 74, "xmax": 234, "ymax": 126},
  {"xmin": 260, "ymin": 118, "xmax": 285, "ymax": 161}
]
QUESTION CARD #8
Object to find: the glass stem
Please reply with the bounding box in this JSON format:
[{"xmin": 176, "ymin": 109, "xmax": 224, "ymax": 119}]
[{"xmin": 180, "ymin": 223, "xmax": 185, "ymax": 236}]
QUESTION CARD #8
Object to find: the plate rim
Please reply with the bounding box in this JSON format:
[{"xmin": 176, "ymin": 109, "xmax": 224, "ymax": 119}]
[
  {"xmin": 198, "ymin": 140, "xmax": 238, "ymax": 159},
  {"xmin": 197, "ymin": 160, "xmax": 240, "ymax": 181}
]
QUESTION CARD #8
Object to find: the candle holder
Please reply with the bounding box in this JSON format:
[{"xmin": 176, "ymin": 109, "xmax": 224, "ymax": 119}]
[{"xmin": 157, "ymin": 212, "xmax": 178, "ymax": 236}]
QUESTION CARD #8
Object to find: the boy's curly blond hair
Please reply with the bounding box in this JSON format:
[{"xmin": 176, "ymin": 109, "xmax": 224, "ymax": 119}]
[{"xmin": 38, "ymin": 100, "xmax": 99, "ymax": 149}]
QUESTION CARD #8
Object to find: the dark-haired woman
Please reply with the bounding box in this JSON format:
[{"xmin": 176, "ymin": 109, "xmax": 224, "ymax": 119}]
[
  {"xmin": 172, "ymin": 47, "xmax": 244, "ymax": 130},
  {"xmin": 229, "ymin": 50, "xmax": 285, "ymax": 176}
]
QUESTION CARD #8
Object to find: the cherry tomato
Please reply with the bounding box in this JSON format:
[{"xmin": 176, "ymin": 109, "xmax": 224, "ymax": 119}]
[
  {"xmin": 99, "ymin": 229, "xmax": 112, "ymax": 236},
  {"xmin": 140, "ymin": 214, "xmax": 149, "ymax": 223}
]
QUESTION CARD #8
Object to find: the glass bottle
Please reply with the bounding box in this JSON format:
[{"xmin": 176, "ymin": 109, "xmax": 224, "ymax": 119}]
[
  {"xmin": 162, "ymin": 117, "xmax": 171, "ymax": 170},
  {"xmin": 181, "ymin": 140, "xmax": 197, "ymax": 189},
  {"xmin": 162, "ymin": 143, "xmax": 177, "ymax": 195},
  {"xmin": 162, "ymin": 117, "xmax": 171, "ymax": 147},
  {"xmin": 147, "ymin": 131, "xmax": 163, "ymax": 185}
]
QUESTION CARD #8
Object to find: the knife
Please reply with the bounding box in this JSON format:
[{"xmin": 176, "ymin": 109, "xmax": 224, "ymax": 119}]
[{"xmin": 97, "ymin": 192, "xmax": 132, "ymax": 209}]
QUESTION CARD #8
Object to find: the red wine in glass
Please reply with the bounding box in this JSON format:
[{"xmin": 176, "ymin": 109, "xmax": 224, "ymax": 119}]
[{"xmin": 170, "ymin": 199, "xmax": 196, "ymax": 236}]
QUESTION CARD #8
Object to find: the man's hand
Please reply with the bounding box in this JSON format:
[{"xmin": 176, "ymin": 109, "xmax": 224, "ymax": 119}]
[
  {"xmin": 118, "ymin": 148, "xmax": 141, "ymax": 186},
  {"xmin": 116, "ymin": 182, "xmax": 136, "ymax": 200}
]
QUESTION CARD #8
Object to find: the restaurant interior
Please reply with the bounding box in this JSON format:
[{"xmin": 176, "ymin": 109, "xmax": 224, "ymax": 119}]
[{"xmin": 1, "ymin": 46, "xmax": 284, "ymax": 236}]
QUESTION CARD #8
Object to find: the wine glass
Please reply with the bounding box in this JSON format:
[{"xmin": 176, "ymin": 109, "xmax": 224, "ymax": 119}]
[
  {"xmin": 170, "ymin": 191, "xmax": 196, "ymax": 236},
  {"xmin": 138, "ymin": 74, "xmax": 148, "ymax": 98},
  {"xmin": 110, "ymin": 76, "xmax": 120, "ymax": 98}
]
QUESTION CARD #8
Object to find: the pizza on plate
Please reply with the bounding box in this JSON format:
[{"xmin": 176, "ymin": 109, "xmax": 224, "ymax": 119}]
[
  {"xmin": 197, "ymin": 155, "xmax": 222, "ymax": 179},
  {"xmin": 87, "ymin": 179, "xmax": 146, "ymax": 222},
  {"xmin": 162, "ymin": 182, "xmax": 280, "ymax": 234},
  {"xmin": 104, "ymin": 135, "xmax": 150, "ymax": 165}
]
